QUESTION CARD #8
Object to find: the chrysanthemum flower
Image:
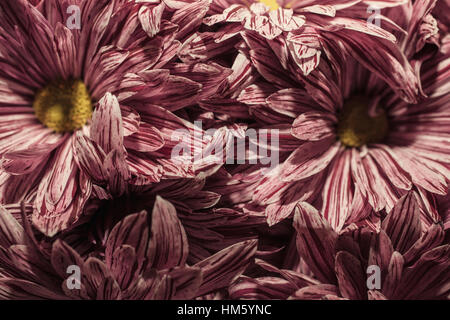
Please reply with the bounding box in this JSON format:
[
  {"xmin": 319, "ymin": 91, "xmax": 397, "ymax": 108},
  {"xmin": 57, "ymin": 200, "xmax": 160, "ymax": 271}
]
[
  {"xmin": 202, "ymin": 0, "xmax": 417, "ymax": 81},
  {"xmin": 234, "ymin": 2, "xmax": 450, "ymax": 230},
  {"xmin": 146, "ymin": 178, "xmax": 268, "ymax": 264},
  {"xmin": 175, "ymin": 0, "xmax": 447, "ymax": 229},
  {"xmin": 206, "ymin": 0, "xmax": 408, "ymax": 41},
  {"xmin": 0, "ymin": 197, "xmax": 258, "ymax": 299},
  {"xmin": 230, "ymin": 192, "xmax": 449, "ymax": 300},
  {"xmin": 0, "ymin": 0, "xmax": 221, "ymax": 236},
  {"xmin": 59, "ymin": 177, "xmax": 265, "ymax": 265}
]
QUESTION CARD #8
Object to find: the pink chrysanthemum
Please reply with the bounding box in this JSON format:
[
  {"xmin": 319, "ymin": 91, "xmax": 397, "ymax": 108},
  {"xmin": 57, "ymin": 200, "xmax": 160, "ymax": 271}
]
[
  {"xmin": 231, "ymin": 2, "xmax": 450, "ymax": 230},
  {"xmin": 0, "ymin": 0, "xmax": 220, "ymax": 236},
  {"xmin": 0, "ymin": 197, "xmax": 257, "ymax": 299},
  {"xmin": 59, "ymin": 177, "xmax": 266, "ymax": 265},
  {"xmin": 230, "ymin": 192, "xmax": 449, "ymax": 300},
  {"xmin": 202, "ymin": 0, "xmax": 416, "ymax": 79}
]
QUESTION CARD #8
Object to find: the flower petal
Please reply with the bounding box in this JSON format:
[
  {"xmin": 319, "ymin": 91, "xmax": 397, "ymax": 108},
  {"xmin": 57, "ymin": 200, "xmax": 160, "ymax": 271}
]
[
  {"xmin": 194, "ymin": 239, "xmax": 257, "ymax": 296},
  {"xmin": 148, "ymin": 196, "xmax": 189, "ymax": 270},
  {"xmin": 335, "ymin": 251, "xmax": 366, "ymax": 300},
  {"xmin": 293, "ymin": 202, "xmax": 338, "ymax": 284},
  {"xmin": 33, "ymin": 138, "xmax": 92, "ymax": 236},
  {"xmin": 90, "ymin": 93, "xmax": 124, "ymax": 154},
  {"xmin": 382, "ymin": 192, "xmax": 422, "ymax": 254},
  {"xmin": 322, "ymin": 150, "xmax": 353, "ymax": 231},
  {"xmin": 124, "ymin": 124, "xmax": 165, "ymax": 153}
]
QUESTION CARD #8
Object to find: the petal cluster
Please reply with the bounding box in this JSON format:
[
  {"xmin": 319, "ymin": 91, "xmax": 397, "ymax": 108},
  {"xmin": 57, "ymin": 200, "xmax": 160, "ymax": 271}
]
[{"xmin": 0, "ymin": 0, "xmax": 448, "ymax": 300}]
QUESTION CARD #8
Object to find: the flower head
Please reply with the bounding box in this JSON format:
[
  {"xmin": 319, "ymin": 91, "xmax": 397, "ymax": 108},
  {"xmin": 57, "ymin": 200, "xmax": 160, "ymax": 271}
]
[
  {"xmin": 230, "ymin": 192, "xmax": 449, "ymax": 300},
  {"xmin": 290, "ymin": 193, "xmax": 449, "ymax": 300},
  {"xmin": 0, "ymin": 197, "xmax": 258, "ymax": 299},
  {"xmin": 220, "ymin": 1, "xmax": 450, "ymax": 229},
  {"xmin": 202, "ymin": 0, "xmax": 414, "ymax": 81},
  {"xmin": 0, "ymin": 0, "xmax": 220, "ymax": 236}
]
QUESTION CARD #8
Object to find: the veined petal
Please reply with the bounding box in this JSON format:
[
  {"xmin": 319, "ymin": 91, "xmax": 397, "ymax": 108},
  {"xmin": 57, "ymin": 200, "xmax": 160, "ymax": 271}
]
[
  {"xmin": 335, "ymin": 251, "xmax": 366, "ymax": 300},
  {"xmin": 322, "ymin": 150, "xmax": 353, "ymax": 231},
  {"xmin": 33, "ymin": 138, "xmax": 92, "ymax": 236},
  {"xmin": 91, "ymin": 93, "xmax": 124, "ymax": 154},
  {"xmin": 293, "ymin": 202, "xmax": 338, "ymax": 284},
  {"xmin": 281, "ymin": 140, "xmax": 340, "ymax": 182},
  {"xmin": 381, "ymin": 192, "xmax": 422, "ymax": 254},
  {"xmin": 147, "ymin": 196, "xmax": 189, "ymax": 270},
  {"xmin": 194, "ymin": 239, "xmax": 257, "ymax": 296},
  {"xmin": 291, "ymin": 111, "xmax": 336, "ymax": 141},
  {"xmin": 124, "ymin": 123, "xmax": 165, "ymax": 153}
]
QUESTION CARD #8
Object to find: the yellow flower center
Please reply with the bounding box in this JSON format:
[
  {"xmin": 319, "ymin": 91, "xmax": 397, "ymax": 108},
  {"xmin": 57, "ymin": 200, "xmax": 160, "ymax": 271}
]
[
  {"xmin": 337, "ymin": 95, "xmax": 389, "ymax": 148},
  {"xmin": 259, "ymin": 0, "xmax": 279, "ymax": 10},
  {"xmin": 33, "ymin": 79, "xmax": 93, "ymax": 133}
]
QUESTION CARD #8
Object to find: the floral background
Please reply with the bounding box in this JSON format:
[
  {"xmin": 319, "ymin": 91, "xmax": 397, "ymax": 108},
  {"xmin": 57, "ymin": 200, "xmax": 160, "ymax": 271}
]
[{"xmin": 0, "ymin": 0, "xmax": 448, "ymax": 300}]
